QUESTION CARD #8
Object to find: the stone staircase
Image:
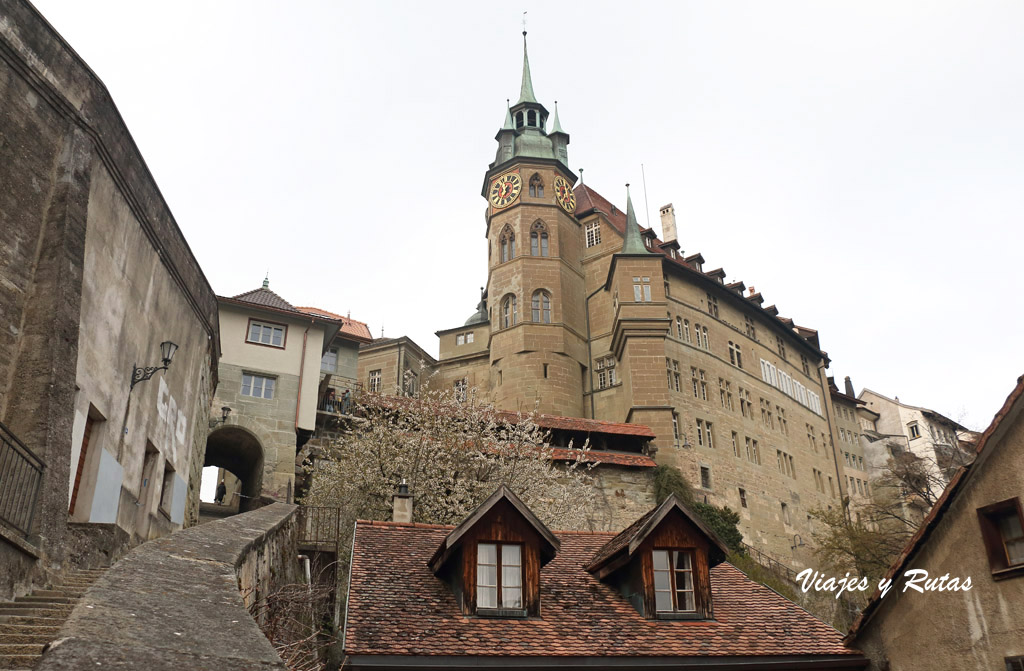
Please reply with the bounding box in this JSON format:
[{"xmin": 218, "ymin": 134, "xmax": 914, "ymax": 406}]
[{"xmin": 0, "ymin": 568, "xmax": 107, "ymax": 670}]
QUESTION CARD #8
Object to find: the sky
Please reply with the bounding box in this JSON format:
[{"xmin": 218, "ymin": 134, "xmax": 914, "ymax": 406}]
[{"xmin": 31, "ymin": 0, "xmax": 1024, "ymax": 432}]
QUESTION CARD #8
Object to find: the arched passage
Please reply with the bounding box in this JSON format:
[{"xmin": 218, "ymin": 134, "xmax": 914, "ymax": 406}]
[{"xmin": 204, "ymin": 426, "xmax": 264, "ymax": 514}]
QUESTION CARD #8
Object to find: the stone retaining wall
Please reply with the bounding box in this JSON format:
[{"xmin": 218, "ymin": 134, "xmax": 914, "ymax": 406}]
[{"xmin": 37, "ymin": 503, "xmax": 300, "ymax": 670}]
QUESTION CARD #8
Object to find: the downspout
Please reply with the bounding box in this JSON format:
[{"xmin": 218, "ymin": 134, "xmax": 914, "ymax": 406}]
[
  {"xmin": 818, "ymin": 359, "xmax": 848, "ymax": 522},
  {"xmin": 584, "ymin": 286, "xmax": 603, "ymax": 419},
  {"xmin": 295, "ymin": 319, "xmax": 312, "ymax": 431}
]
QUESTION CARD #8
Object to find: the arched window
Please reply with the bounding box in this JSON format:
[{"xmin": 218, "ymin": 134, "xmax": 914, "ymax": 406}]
[
  {"xmin": 515, "ymin": 112, "xmax": 524, "ymax": 129},
  {"xmin": 530, "ymin": 222, "xmax": 548, "ymax": 257},
  {"xmin": 502, "ymin": 294, "xmax": 517, "ymax": 329},
  {"xmin": 532, "ymin": 290, "xmax": 552, "ymax": 323},
  {"xmin": 529, "ymin": 174, "xmax": 544, "ymax": 198},
  {"xmin": 527, "ymin": 110, "xmax": 536, "ymax": 126},
  {"xmin": 500, "ymin": 227, "xmax": 515, "ymax": 262}
]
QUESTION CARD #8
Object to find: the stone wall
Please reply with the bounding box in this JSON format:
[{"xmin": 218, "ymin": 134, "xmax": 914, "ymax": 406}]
[{"xmin": 37, "ymin": 503, "xmax": 300, "ymax": 670}]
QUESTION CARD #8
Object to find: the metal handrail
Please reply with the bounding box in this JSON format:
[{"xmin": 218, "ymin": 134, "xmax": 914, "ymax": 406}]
[
  {"xmin": 740, "ymin": 541, "xmax": 798, "ymax": 583},
  {"xmin": 297, "ymin": 506, "xmax": 342, "ymax": 551},
  {"xmin": 0, "ymin": 420, "xmax": 46, "ymax": 538}
]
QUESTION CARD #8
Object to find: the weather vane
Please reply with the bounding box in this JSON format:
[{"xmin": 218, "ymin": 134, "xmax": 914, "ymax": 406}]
[{"xmin": 522, "ymin": 11, "xmax": 527, "ymax": 35}]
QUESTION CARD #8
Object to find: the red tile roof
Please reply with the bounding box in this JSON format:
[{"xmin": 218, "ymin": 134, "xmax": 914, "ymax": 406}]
[
  {"xmin": 345, "ymin": 521, "xmax": 863, "ymax": 661},
  {"xmin": 230, "ymin": 286, "xmax": 299, "ymax": 312},
  {"xmin": 295, "ymin": 306, "xmax": 373, "ymax": 342},
  {"xmin": 845, "ymin": 373, "xmax": 1024, "ymax": 643},
  {"xmin": 496, "ymin": 411, "xmax": 657, "ymax": 438}
]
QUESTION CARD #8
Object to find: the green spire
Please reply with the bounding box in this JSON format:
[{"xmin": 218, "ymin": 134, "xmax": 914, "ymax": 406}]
[
  {"xmin": 621, "ymin": 184, "xmax": 651, "ymax": 254},
  {"xmin": 551, "ymin": 100, "xmax": 565, "ymax": 134},
  {"xmin": 517, "ymin": 31, "xmax": 538, "ymax": 104},
  {"xmin": 502, "ymin": 101, "xmax": 514, "ymax": 130}
]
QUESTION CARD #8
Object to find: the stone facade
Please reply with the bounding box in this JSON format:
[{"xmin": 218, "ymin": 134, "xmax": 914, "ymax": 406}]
[{"xmin": 0, "ymin": 0, "xmax": 218, "ymax": 599}]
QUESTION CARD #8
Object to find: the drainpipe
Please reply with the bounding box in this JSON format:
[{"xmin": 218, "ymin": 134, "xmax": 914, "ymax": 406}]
[
  {"xmin": 818, "ymin": 359, "xmax": 848, "ymax": 523},
  {"xmin": 295, "ymin": 319, "xmax": 312, "ymax": 431},
  {"xmin": 584, "ymin": 286, "xmax": 604, "ymax": 419}
]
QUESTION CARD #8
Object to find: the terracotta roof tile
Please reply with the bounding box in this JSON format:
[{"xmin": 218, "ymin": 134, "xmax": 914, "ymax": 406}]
[
  {"xmin": 496, "ymin": 411, "xmax": 657, "ymax": 438},
  {"xmin": 345, "ymin": 522, "xmax": 861, "ymax": 660},
  {"xmin": 295, "ymin": 306, "xmax": 373, "ymax": 341},
  {"xmin": 230, "ymin": 286, "xmax": 298, "ymax": 312},
  {"xmin": 549, "ymin": 448, "xmax": 656, "ymax": 468}
]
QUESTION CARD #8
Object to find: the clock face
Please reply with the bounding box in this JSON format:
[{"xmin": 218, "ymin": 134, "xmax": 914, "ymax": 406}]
[
  {"xmin": 553, "ymin": 176, "xmax": 576, "ymax": 214},
  {"xmin": 489, "ymin": 173, "xmax": 522, "ymax": 210}
]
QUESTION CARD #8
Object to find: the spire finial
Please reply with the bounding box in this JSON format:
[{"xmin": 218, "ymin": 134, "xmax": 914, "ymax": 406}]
[
  {"xmin": 551, "ymin": 100, "xmax": 565, "ymax": 134},
  {"xmin": 517, "ymin": 24, "xmax": 538, "ymax": 105},
  {"xmin": 579, "ymin": 168, "xmax": 583, "ymax": 183},
  {"xmin": 262, "ymin": 272, "xmax": 269, "ymax": 289},
  {"xmin": 621, "ymin": 183, "xmax": 651, "ymax": 255}
]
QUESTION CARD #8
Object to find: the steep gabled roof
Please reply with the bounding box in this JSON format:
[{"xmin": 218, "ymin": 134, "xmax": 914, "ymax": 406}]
[
  {"xmin": 845, "ymin": 374, "xmax": 1024, "ymax": 643},
  {"xmin": 295, "ymin": 306, "xmax": 373, "ymax": 342},
  {"xmin": 586, "ymin": 494, "xmax": 731, "ymax": 578},
  {"xmin": 427, "ymin": 485, "xmax": 560, "ymax": 574}
]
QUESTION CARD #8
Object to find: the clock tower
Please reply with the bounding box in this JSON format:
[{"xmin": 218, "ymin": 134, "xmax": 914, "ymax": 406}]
[{"xmin": 481, "ymin": 33, "xmax": 587, "ymax": 417}]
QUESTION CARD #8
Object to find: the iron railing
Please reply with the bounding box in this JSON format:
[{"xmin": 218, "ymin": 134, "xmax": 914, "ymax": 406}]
[
  {"xmin": 0, "ymin": 421, "xmax": 46, "ymax": 538},
  {"xmin": 317, "ymin": 381, "xmax": 361, "ymax": 416},
  {"xmin": 297, "ymin": 506, "xmax": 342, "ymax": 552},
  {"xmin": 740, "ymin": 541, "xmax": 798, "ymax": 583}
]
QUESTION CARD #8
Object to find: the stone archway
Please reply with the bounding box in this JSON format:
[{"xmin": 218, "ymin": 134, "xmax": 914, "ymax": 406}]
[{"xmin": 204, "ymin": 426, "xmax": 265, "ymax": 514}]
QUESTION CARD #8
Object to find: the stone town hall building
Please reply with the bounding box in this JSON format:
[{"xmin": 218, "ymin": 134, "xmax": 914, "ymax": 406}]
[{"xmin": 359, "ymin": 36, "xmax": 857, "ymax": 567}]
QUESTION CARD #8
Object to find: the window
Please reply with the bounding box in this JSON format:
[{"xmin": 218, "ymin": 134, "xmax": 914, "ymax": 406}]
[
  {"xmin": 530, "ymin": 222, "xmax": 549, "ymax": 256},
  {"xmin": 682, "ymin": 319, "xmax": 691, "ymax": 343},
  {"xmin": 706, "ymin": 294, "xmax": 719, "ymax": 318},
  {"xmin": 744, "ymin": 316, "xmax": 757, "ymax": 340},
  {"xmin": 454, "ymin": 378, "xmax": 468, "ymax": 402},
  {"xmin": 664, "ymin": 280, "xmax": 670, "ymax": 297},
  {"xmin": 728, "ymin": 341, "xmax": 743, "ymax": 368},
  {"xmin": 585, "ymin": 221, "xmax": 601, "ymax": 247},
  {"xmin": 531, "ymin": 290, "xmax": 552, "ymax": 323},
  {"xmin": 241, "ymin": 373, "xmax": 276, "ymax": 399},
  {"xmin": 672, "ymin": 413, "xmax": 680, "ymax": 443},
  {"xmin": 775, "ymin": 335, "xmax": 787, "ymax": 360},
  {"xmin": 159, "ymin": 462, "xmax": 175, "ymax": 517},
  {"xmin": 744, "ymin": 437, "xmax": 760, "ymax": 464},
  {"xmin": 781, "ymin": 502, "xmax": 791, "ymax": 526},
  {"xmin": 731, "ymin": 431, "xmax": 740, "ymax": 457},
  {"xmin": 247, "ymin": 320, "xmax": 286, "ymax": 348},
  {"xmin": 908, "ymin": 422, "xmax": 921, "ymax": 439},
  {"xmin": 739, "ymin": 488, "xmax": 747, "ymax": 508},
  {"xmin": 665, "ymin": 359, "xmax": 680, "ymax": 392},
  {"xmin": 476, "ymin": 543, "xmax": 522, "ymax": 611},
  {"xmin": 1006, "ymin": 656, "xmax": 1024, "ymax": 671},
  {"xmin": 739, "ymin": 388, "xmax": 752, "ymax": 418},
  {"xmin": 652, "ymin": 550, "xmax": 696, "ymax": 613},
  {"xmin": 633, "ymin": 276, "xmax": 652, "ymax": 302},
  {"xmin": 699, "ymin": 325, "xmax": 709, "ymax": 349},
  {"xmin": 828, "ymin": 476, "xmax": 835, "ymax": 497},
  {"xmin": 699, "ymin": 370, "xmax": 707, "ymax": 400},
  {"xmin": 696, "ymin": 419, "xmax": 713, "ymax": 448},
  {"xmin": 777, "ymin": 406, "xmax": 788, "ymax": 435},
  {"xmin": 700, "ymin": 466, "xmax": 712, "ymax": 489},
  {"xmin": 321, "ymin": 347, "xmax": 338, "ymax": 373},
  {"xmin": 801, "ymin": 355, "xmax": 810, "ymax": 376},
  {"xmin": 456, "ymin": 334, "xmax": 465, "ymax": 346},
  {"xmin": 689, "ymin": 366, "xmax": 697, "ymax": 396},
  {"xmin": 807, "ymin": 424, "xmax": 818, "ymax": 453},
  {"xmin": 528, "ymin": 174, "xmax": 543, "ymax": 198},
  {"xmin": 367, "ymin": 370, "xmax": 381, "ymax": 393},
  {"xmin": 501, "ymin": 295, "xmax": 517, "ymax": 328},
  {"xmin": 597, "ymin": 356, "xmax": 616, "ymax": 389},
  {"xmin": 978, "ymin": 498, "xmax": 1024, "ymax": 575},
  {"xmin": 676, "ymin": 316, "xmax": 683, "ymax": 339},
  {"xmin": 500, "ymin": 227, "xmax": 516, "ymax": 262}
]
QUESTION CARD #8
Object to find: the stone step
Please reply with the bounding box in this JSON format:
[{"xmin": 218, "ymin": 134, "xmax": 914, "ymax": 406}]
[
  {"xmin": 14, "ymin": 596, "xmax": 73, "ymax": 605},
  {"xmin": 0, "ymin": 605, "xmax": 73, "ymax": 617},
  {"xmin": 0, "ymin": 624, "xmax": 59, "ymax": 637},
  {"xmin": 0, "ymin": 652, "xmax": 41, "ymax": 670},
  {"xmin": 0, "ymin": 645, "xmax": 43, "ymax": 657},
  {"xmin": 0, "ymin": 615, "xmax": 65, "ymax": 627},
  {"xmin": 0, "ymin": 627, "xmax": 56, "ymax": 645}
]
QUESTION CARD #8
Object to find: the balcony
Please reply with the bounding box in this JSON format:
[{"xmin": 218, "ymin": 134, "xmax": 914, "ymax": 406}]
[
  {"xmin": 317, "ymin": 380, "xmax": 362, "ymax": 416},
  {"xmin": 0, "ymin": 421, "xmax": 46, "ymax": 539}
]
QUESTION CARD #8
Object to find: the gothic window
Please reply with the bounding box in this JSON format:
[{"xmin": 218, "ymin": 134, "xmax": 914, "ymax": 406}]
[
  {"xmin": 501, "ymin": 294, "xmax": 518, "ymax": 329},
  {"xmin": 500, "ymin": 227, "xmax": 516, "ymax": 263},
  {"xmin": 532, "ymin": 290, "xmax": 552, "ymax": 323},
  {"xmin": 530, "ymin": 222, "xmax": 549, "ymax": 257},
  {"xmin": 529, "ymin": 174, "xmax": 544, "ymax": 198}
]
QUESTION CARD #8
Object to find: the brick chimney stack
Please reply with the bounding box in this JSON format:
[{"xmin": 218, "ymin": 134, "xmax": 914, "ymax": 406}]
[
  {"xmin": 659, "ymin": 203, "xmax": 677, "ymax": 243},
  {"xmin": 392, "ymin": 480, "xmax": 413, "ymax": 523},
  {"xmin": 844, "ymin": 376, "xmax": 855, "ymax": 397}
]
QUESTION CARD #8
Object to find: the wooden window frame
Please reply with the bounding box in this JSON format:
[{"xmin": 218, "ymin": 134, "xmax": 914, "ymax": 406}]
[
  {"xmin": 978, "ymin": 497, "xmax": 1024, "ymax": 580},
  {"xmin": 475, "ymin": 541, "xmax": 526, "ymax": 617},
  {"xmin": 651, "ymin": 548, "xmax": 700, "ymax": 618},
  {"xmin": 245, "ymin": 318, "xmax": 288, "ymax": 349}
]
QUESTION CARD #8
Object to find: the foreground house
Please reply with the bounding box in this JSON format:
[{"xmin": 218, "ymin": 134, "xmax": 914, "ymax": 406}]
[
  {"xmin": 845, "ymin": 375, "xmax": 1024, "ymax": 670},
  {"xmin": 343, "ymin": 486, "xmax": 866, "ymax": 670}
]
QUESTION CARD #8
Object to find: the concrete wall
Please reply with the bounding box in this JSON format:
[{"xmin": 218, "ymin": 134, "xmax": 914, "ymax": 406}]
[
  {"xmin": 37, "ymin": 503, "xmax": 300, "ymax": 671},
  {"xmin": 850, "ymin": 400, "xmax": 1024, "ymax": 670},
  {"xmin": 0, "ymin": 0, "xmax": 218, "ymax": 598}
]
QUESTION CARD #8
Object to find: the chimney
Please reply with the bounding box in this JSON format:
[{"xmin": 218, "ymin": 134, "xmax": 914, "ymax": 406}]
[
  {"xmin": 844, "ymin": 376, "xmax": 855, "ymax": 397},
  {"xmin": 392, "ymin": 480, "xmax": 413, "ymax": 523},
  {"xmin": 659, "ymin": 203, "xmax": 677, "ymax": 243},
  {"xmin": 748, "ymin": 286, "xmax": 756, "ymax": 296}
]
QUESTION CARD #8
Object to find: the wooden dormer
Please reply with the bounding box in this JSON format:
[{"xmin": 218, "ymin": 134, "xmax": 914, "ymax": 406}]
[
  {"xmin": 585, "ymin": 495, "xmax": 730, "ymax": 620},
  {"xmin": 428, "ymin": 486, "xmax": 559, "ymax": 618}
]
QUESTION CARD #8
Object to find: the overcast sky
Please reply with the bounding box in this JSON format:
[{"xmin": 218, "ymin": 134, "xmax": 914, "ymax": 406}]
[{"xmin": 31, "ymin": 1, "xmax": 1024, "ymax": 431}]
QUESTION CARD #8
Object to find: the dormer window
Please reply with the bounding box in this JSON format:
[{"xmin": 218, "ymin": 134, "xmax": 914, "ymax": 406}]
[
  {"xmin": 653, "ymin": 549, "xmax": 696, "ymax": 613},
  {"xmin": 476, "ymin": 543, "xmax": 522, "ymax": 611}
]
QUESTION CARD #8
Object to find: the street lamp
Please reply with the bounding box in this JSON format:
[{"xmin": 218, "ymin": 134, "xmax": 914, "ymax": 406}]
[
  {"xmin": 210, "ymin": 406, "xmax": 232, "ymax": 427},
  {"xmin": 130, "ymin": 340, "xmax": 179, "ymax": 390}
]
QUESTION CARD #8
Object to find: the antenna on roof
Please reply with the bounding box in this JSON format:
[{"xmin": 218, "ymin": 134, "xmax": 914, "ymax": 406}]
[{"xmin": 641, "ymin": 163, "xmax": 651, "ymax": 229}]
